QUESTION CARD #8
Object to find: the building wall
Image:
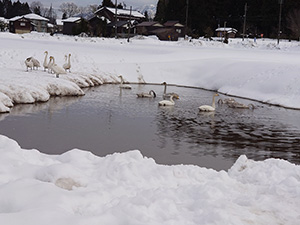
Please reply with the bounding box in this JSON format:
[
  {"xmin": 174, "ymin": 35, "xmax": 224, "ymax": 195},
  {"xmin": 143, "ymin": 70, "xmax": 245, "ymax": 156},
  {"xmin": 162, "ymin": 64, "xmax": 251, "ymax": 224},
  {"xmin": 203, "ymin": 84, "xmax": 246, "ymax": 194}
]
[{"xmin": 9, "ymin": 19, "xmax": 31, "ymax": 34}]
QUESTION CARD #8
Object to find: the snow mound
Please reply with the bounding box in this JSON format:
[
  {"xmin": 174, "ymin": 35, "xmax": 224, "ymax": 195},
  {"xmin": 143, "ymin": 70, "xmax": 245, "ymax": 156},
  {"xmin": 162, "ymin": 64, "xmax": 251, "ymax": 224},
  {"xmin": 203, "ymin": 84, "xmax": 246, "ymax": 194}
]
[{"xmin": 0, "ymin": 135, "xmax": 299, "ymax": 224}]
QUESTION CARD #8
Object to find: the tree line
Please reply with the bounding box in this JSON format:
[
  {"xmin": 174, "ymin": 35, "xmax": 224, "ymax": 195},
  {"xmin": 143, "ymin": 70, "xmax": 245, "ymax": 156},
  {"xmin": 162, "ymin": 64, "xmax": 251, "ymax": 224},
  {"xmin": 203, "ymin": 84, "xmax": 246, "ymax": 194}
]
[{"xmin": 154, "ymin": 0, "xmax": 300, "ymax": 40}]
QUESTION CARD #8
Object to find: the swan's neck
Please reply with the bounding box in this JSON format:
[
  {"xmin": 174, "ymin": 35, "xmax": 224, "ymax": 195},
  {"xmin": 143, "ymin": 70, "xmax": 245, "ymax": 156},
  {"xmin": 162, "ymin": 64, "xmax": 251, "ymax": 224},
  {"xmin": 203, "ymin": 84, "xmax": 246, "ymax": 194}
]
[
  {"xmin": 212, "ymin": 95, "xmax": 216, "ymax": 108},
  {"xmin": 169, "ymin": 95, "xmax": 174, "ymax": 103},
  {"xmin": 164, "ymin": 84, "xmax": 167, "ymax": 94},
  {"xmin": 44, "ymin": 52, "xmax": 48, "ymax": 63},
  {"xmin": 68, "ymin": 54, "xmax": 70, "ymax": 64}
]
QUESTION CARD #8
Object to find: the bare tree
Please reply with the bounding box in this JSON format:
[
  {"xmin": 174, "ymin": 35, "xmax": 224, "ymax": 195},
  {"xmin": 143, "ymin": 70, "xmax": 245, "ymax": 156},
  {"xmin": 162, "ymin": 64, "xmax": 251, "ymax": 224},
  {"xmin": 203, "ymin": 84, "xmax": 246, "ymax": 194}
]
[
  {"xmin": 30, "ymin": 1, "xmax": 44, "ymax": 15},
  {"xmin": 286, "ymin": 8, "xmax": 300, "ymax": 40},
  {"xmin": 59, "ymin": 2, "xmax": 79, "ymax": 18}
]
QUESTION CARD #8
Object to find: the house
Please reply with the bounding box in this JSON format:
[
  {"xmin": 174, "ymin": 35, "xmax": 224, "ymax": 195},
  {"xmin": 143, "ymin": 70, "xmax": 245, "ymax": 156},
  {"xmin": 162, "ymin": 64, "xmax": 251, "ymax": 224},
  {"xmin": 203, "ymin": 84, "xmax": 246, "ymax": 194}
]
[
  {"xmin": 89, "ymin": 15, "xmax": 109, "ymax": 37},
  {"xmin": 136, "ymin": 21, "xmax": 163, "ymax": 36},
  {"xmin": 62, "ymin": 17, "xmax": 82, "ymax": 35},
  {"xmin": 106, "ymin": 20, "xmax": 131, "ymax": 37},
  {"xmin": 56, "ymin": 19, "xmax": 63, "ymax": 33},
  {"xmin": 9, "ymin": 16, "xmax": 31, "ymax": 34},
  {"xmin": 94, "ymin": 7, "xmax": 145, "ymax": 23},
  {"xmin": 215, "ymin": 27, "xmax": 237, "ymax": 38},
  {"xmin": 9, "ymin": 13, "xmax": 49, "ymax": 34},
  {"xmin": 24, "ymin": 13, "xmax": 49, "ymax": 32},
  {"xmin": 151, "ymin": 28, "xmax": 180, "ymax": 41},
  {"xmin": 163, "ymin": 21, "xmax": 185, "ymax": 37}
]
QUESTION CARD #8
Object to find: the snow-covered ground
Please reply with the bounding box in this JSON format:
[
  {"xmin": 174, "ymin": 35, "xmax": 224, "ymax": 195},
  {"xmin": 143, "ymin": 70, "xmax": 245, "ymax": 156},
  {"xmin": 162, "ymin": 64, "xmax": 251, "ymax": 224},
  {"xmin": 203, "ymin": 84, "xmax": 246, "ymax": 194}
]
[{"xmin": 1, "ymin": 32, "xmax": 300, "ymax": 224}]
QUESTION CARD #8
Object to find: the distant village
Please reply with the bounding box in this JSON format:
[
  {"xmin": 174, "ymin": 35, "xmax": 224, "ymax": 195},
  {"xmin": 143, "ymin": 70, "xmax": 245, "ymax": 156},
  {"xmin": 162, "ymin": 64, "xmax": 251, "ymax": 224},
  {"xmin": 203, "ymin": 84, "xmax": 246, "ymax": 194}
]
[{"xmin": 0, "ymin": 6, "xmax": 236, "ymax": 41}]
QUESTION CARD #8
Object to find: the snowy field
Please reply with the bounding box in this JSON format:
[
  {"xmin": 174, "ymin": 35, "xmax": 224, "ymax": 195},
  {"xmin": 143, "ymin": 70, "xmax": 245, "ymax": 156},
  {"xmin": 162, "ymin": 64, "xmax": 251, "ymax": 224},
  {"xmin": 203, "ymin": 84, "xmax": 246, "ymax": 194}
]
[{"xmin": 0, "ymin": 32, "xmax": 300, "ymax": 224}]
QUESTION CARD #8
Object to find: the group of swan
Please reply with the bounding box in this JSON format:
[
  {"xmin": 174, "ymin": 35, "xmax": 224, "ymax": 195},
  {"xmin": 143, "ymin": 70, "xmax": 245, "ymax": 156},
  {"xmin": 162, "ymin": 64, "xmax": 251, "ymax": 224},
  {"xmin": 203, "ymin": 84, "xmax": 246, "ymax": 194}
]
[
  {"xmin": 198, "ymin": 95, "xmax": 255, "ymax": 112},
  {"xmin": 25, "ymin": 51, "xmax": 71, "ymax": 78},
  {"xmin": 218, "ymin": 97, "xmax": 255, "ymax": 109}
]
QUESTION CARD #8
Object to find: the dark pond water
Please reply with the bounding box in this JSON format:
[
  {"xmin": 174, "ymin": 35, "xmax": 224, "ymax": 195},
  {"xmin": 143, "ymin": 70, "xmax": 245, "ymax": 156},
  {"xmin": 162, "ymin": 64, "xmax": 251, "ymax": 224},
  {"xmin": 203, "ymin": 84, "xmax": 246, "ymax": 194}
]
[{"xmin": 1, "ymin": 84, "xmax": 300, "ymax": 171}]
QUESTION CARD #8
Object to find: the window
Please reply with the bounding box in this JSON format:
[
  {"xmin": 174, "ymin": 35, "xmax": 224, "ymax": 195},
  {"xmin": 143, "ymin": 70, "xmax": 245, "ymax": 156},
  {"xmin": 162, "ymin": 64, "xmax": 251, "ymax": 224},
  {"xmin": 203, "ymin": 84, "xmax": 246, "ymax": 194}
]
[{"xmin": 20, "ymin": 22, "xmax": 26, "ymax": 26}]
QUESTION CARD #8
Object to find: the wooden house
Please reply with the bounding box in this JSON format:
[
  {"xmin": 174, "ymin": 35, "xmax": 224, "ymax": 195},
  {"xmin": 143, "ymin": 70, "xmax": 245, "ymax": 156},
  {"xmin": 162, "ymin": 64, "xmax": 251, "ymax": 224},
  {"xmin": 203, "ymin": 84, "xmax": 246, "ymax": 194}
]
[
  {"xmin": 24, "ymin": 13, "xmax": 49, "ymax": 32},
  {"xmin": 62, "ymin": 17, "xmax": 82, "ymax": 35},
  {"xmin": 106, "ymin": 20, "xmax": 131, "ymax": 37},
  {"xmin": 94, "ymin": 7, "xmax": 145, "ymax": 23},
  {"xmin": 136, "ymin": 21, "xmax": 163, "ymax": 36},
  {"xmin": 151, "ymin": 28, "xmax": 180, "ymax": 41},
  {"xmin": 163, "ymin": 21, "xmax": 185, "ymax": 37},
  {"xmin": 9, "ymin": 16, "xmax": 31, "ymax": 34},
  {"xmin": 9, "ymin": 13, "xmax": 49, "ymax": 34},
  {"xmin": 215, "ymin": 27, "xmax": 237, "ymax": 38}
]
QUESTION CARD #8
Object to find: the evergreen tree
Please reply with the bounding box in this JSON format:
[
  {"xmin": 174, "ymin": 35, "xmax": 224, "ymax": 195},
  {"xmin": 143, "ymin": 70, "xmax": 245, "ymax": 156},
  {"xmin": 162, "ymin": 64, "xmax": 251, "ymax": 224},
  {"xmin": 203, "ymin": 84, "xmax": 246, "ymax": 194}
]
[{"xmin": 101, "ymin": 0, "xmax": 115, "ymax": 8}]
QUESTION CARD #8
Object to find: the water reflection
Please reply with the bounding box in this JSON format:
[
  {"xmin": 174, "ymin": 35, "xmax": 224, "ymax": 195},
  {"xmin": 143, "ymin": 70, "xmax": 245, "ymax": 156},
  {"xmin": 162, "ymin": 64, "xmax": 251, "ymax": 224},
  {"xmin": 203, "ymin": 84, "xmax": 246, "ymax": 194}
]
[{"xmin": 0, "ymin": 84, "xmax": 299, "ymax": 171}]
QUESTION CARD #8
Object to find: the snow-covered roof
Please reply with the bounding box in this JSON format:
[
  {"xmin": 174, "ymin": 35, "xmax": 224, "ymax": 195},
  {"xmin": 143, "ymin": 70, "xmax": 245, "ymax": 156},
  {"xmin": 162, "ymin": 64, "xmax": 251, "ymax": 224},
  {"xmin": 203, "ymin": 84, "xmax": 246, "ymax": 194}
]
[
  {"xmin": 62, "ymin": 17, "xmax": 81, "ymax": 23},
  {"xmin": 24, "ymin": 13, "xmax": 49, "ymax": 21},
  {"xmin": 9, "ymin": 16, "xmax": 23, "ymax": 22},
  {"xmin": 215, "ymin": 27, "xmax": 238, "ymax": 33},
  {"xmin": 9, "ymin": 14, "xmax": 49, "ymax": 22},
  {"xmin": 0, "ymin": 17, "xmax": 9, "ymax": 24},
  {"xmin": 56, "ymin": 19, "xmax": 63, "ymax": 26},
  {"xmin": 47, "ymin": 23, "xmax": 54, "ymax": 28},
  {"xmin": 95, "ymin": 7, "xmax": 145, "ymax": 18}
]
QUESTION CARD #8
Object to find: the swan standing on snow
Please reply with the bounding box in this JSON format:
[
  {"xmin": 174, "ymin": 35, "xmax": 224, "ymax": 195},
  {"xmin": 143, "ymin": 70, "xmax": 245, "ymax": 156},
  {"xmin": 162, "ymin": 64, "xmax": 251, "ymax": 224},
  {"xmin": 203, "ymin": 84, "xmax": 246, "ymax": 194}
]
[
  {"xmin": 162, "ymin": 82, "xmax": 179, "ymax": 99},
  {"xmin": 25, "ymin": 57, "xmax": 34, "ymax": 71},
  {"xmin": 31, "ymin": 57, "xmax": 40, "ymax": 70},
  {"xmin": 199, "ymin": 93, "xmax": 219, "ymax": 112},
  {"xmin": 119, "ymin": 75, "xmax": 132, "ymax": 89},
  {"xmin": 49, "ymin": 56, "xmax": 67, "ymax": 78},
  {"xmin": 47, "ymin": 55, "xmax": 54, "ymax": 73},
  {"xmin": 63, "ymin": 53, "xmax": 71, "ymax": 72},
  {"xmin": 158, "ymin": 94, "xmax": 179, "ymax": 106},
  {"xmin": 43, "ymin": 51, "xmax": 49, "ymax": 71},
  {"xmin": 137, "ymin": 90, "xmax": 156, "ymax": 98}
]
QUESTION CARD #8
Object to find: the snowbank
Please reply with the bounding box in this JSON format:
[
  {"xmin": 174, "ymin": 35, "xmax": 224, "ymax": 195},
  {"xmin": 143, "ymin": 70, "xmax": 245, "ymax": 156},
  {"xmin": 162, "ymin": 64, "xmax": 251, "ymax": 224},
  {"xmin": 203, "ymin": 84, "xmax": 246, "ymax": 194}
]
[
  {"xmin": 0, "ymin": 135, "xmax": 299, "ymax": 225},
  {"xmin": 1, "ymin": 32, "xmax": 300, "ymax": 112}
]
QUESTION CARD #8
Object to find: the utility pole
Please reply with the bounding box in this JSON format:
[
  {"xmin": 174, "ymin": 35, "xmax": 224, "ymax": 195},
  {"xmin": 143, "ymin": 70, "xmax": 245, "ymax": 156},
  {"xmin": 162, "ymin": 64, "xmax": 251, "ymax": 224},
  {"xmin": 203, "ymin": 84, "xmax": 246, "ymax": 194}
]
[
  {"xmin": 185, "ymin": 0, "xmax": 189, "ymax": 37},
  {"xmin": 115, "ymin": 0, "xmax": 117, "ymax": 38},
  {"xmin": 277, "ymin": 0, "xmax": 283, "ymax": 44},
  {"xmin": 242, "ymin": 3, "xmax": 247, "ymax": 41},
  {"xmin": 127, "ymin": 6, "xmax": 132, "ymax": 42}
]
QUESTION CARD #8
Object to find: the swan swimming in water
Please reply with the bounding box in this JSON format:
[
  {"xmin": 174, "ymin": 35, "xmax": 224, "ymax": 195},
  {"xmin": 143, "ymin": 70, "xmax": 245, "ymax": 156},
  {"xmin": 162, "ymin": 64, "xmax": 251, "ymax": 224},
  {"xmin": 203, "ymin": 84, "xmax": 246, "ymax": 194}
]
[
  {"xmin": 158, "ymin": 94, "xmax": 179, "ymax": 106},
  {"xmin": 49, "ymin": 56, "xmax": 67, "ymax": 78},
  {"xmin": 161, "ymin": 82, "xmax": 179, "ymax": 99},
  {"xmin": 228, "ymin": 102, "xmax": 255, "ymax": 109},
  {"xmin": 119, "ymin": 75, "xmax": 132, "ymax": 89},
  {"xmin": 137, "ymin": 90, "xmax": 156, "ymax": 98},
  {"xmin": 63, "ymin": 53, "xmax": 71, "ymax": 72},
  {"xmin": 199, "ymin": 93, "xmax": 219, "ymax": 112},
  {"xmin": 218, "ymin": 98, "xmax": 236, "ymax": 104}
]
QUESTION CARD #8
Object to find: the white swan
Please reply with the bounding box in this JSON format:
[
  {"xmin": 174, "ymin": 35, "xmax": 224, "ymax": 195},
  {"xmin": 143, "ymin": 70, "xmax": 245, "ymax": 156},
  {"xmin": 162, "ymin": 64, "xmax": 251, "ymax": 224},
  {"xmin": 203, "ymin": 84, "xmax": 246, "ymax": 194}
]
[
  {"xmin": 137, "ymin": 90, "xmax": 156, "ymax": 98},
  {"xmin": 47, "ymin": 55, "xmax": 54, "ymax": 73},
  {"xmin": 119, "ymin": 75, "xmax": 132, "ymax": 89},
  {"xmin": 63, "ymin": 53, "xmax": 71, "ymax": 72},
  {"xmin": 31, "ymin": 57, "xmax": 40, "ymax": 70},
  {"xmin": 25, "ymin": 57, "xmax": 33, "ymax": 71},
  {"xmin": 162, "ymin": 82, "xmax": 179, "ymax": 99},
  {"xmin": 199, "ymin": 93, "xmax": 219, "ymax": 112},
  {"xmin": 43, "ymin": 51, "xmax": 48, "ymax": 71},
  {"xmin": 158, "ymin": 94, "xmax": 179, "ymax": 106},
  {"xmin": 49, "ymin": 56, "xmax": 67, "ymax": 78}
]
